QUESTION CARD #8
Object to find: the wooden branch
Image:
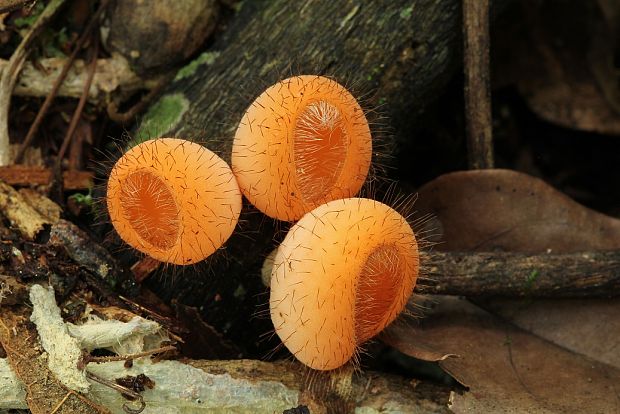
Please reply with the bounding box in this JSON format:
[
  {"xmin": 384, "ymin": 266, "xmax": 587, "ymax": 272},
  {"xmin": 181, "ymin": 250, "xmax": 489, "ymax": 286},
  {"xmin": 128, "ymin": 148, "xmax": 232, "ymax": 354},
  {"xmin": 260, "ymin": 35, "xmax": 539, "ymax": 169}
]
[
  {"xmin": 419, "ymin": 250, "xmax": 620, "ymax": 298},
  {"xmin": 0, "ymin": 290, "xmax": 450, "ymax": 413},
  {"xmin": 1, "ymin": 356, "xmax": 450, "ymax": 413},
  {"xmin": 463, "ymin": 0, "xmax": 494, "ymax": 169},
  {"xmin": 146, "ymin": 0, "xmax": 463, "ymax": 161}
]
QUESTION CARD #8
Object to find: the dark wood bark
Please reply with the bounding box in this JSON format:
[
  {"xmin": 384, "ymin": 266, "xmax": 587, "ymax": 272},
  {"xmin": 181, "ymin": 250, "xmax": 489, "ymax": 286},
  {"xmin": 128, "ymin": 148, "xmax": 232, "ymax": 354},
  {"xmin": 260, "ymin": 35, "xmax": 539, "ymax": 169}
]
[
  {"xmin": 419, "ymin": 250, "xmax": 620, "ymax": 298},
  {"xmin": 463, "ymin": 0, "xmax": 494, "ymax": 169},
  {"xmin": 146, "ymin": 0, "xmax": 463, "ymax": 160}
]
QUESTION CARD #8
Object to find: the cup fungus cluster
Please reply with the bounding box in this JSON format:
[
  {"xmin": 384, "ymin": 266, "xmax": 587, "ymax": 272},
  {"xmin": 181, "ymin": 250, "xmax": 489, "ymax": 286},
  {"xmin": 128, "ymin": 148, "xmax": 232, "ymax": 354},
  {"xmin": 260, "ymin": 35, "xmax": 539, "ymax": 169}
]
[{"xmin": 106, "ymin": 75, "xmax": 419, "ymax": 371}]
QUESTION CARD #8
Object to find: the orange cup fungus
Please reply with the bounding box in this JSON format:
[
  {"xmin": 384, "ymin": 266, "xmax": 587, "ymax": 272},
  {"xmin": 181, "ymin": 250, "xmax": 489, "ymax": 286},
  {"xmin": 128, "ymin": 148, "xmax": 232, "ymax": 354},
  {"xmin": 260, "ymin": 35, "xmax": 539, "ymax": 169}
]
[
  {"xmin": 232, "ymin": 75, "xmax": 372, "ymax": 221},
  {"xmin": 106, "ymin": 138, "xmax": 242, "ymax": 265},
  {"xmin": 270, "ymin": 197, "xmax": 419, "ymax": 370}
]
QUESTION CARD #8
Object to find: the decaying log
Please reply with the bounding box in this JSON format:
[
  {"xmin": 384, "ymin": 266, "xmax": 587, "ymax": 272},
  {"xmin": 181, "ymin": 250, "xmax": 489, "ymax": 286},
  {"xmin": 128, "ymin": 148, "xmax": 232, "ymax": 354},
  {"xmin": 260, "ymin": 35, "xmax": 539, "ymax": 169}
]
[
  {"xmin": 136, "ymin": 0, "xmax": 463, "ymax": 154},
  {"xmin": 0, "ymin": 0, "xmax": 35, "ymax": 13},
  {"xmin": 0, "ymin": 165, "xmax": 93, "ymax": 189}
]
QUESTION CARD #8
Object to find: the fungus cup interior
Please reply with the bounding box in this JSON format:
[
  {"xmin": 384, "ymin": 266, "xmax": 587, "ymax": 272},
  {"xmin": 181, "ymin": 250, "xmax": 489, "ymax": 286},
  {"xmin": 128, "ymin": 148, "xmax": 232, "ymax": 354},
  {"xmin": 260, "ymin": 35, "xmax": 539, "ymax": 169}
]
[
  {"xmin": 270, "ymin": 197, "xmax": 419, "ymax": 370},
  {"xmin": 106, "ymin": 138, "xmax": 242, "ymax": 265},
  {"xmin": 232, "ymin": 75, "xmax": 372, "ymax": 221}
]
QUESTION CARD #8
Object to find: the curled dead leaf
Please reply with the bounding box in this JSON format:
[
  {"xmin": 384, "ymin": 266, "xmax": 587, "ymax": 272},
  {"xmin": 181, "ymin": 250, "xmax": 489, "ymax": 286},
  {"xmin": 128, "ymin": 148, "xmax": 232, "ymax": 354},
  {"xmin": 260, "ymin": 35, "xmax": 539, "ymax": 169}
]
[
  {"xmin": 415, "ymin": 169, "xmax": 620, "ymax": 252},
  {"xmin": 384, "ymin": 296, "xmax": 620, "ymax": 413}
]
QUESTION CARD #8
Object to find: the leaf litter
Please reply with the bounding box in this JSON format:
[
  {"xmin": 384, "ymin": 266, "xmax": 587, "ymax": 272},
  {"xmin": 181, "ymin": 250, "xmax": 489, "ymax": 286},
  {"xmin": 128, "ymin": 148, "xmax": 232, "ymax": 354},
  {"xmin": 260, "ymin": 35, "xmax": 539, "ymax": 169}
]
[{"xmin": 385, "ymin": 169, "xmax": 620, "ymax": 412}]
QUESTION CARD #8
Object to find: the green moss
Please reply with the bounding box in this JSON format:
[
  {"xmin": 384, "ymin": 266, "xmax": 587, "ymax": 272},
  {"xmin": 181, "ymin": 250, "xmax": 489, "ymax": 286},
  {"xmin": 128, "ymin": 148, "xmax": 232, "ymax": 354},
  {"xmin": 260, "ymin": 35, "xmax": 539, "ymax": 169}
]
[
  {"xmin": 366, "ymin": 64, "xmax": 384, "ymax": 82},
  {"xmin": 525, "ymin": 269, "xmax": 540, "ymax": 290},
  {"xmin": 174, "ymin": 51, "xmax": 221, "ymax": 81},
  {"xmin": 134, "ymin": 93, "xmax": 189, "ymax": 144},
  {"xmin": 400, "ymin": 5, "xmax": 414, "ymax": 19},
  {"xmin": 14, "ymin": 2, "xmax": 45, "ymax": 27}
]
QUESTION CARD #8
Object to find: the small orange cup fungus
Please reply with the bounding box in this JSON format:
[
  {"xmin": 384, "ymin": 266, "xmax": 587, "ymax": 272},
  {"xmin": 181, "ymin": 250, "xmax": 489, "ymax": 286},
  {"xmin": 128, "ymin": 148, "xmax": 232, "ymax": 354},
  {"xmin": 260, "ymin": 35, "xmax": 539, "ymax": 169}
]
[
  {"xmin": 270, "ymin": 198, "xmax": 419, "ymax": 370},
  {"xmin": 106, "ymin": 138, "xmax": 241, "ymax": 265},
  {"xmin": 232, "ymin": 75, "xmax": 372, "ymax": 221}
]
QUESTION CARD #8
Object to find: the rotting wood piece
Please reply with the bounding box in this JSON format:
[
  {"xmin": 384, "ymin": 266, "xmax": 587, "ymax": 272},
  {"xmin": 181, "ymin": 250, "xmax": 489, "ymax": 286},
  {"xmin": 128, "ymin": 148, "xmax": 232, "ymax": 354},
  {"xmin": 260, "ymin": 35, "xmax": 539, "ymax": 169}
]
[
  {"xmin": 0, "ymin": 0, "xmax": 35, "ymax": 13},
  {"xmin": 0, "ymin": 165, "xmax": 93, "ymax": 189},
  {"xmin": 137, "ymin": 0, "xmax": 464, "ymax": 159}
]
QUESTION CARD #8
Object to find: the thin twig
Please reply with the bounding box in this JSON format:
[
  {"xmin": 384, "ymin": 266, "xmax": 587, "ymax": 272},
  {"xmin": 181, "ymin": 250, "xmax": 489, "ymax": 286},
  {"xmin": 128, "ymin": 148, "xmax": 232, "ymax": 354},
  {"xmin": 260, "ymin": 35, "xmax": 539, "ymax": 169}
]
[
  {"xmin": 49, "ymin": 390, "xmax": 72, "ymax": 414},
  {"xmin": 86, "ymin": 371, "xmax": 146, "ymax": 414},
  {"xmin": 53, "ymin": 32, "xmax": 99, "ymax": 189},
  {"xmin": 463, "ymin": 0, "xmax": 494, "ymax": 169},
  {"xmin": 14, "ymin": 0, "xmax": 109, "ymax": 164},
  {"xmin": 0, "ymin": 0, "xmax": 67, "ymax": 166},
  {"xmin": 417, "ymin": 250, "xmax": 620, "ymax": 298}
]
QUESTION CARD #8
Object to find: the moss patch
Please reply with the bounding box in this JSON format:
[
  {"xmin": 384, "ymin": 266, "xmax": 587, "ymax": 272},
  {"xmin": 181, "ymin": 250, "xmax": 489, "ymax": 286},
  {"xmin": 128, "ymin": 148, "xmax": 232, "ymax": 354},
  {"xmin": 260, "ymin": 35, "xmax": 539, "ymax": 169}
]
[
  {"xmin": 134, "ymin": 93, "xmax": 190, "ymax": 144},
  {"xmin": 400, "ymin": 5, "xmax": 414, "ymax": 19},
  {"xmin": 174, "ymin": 51, "xmax": 221, "ymax": 81}
]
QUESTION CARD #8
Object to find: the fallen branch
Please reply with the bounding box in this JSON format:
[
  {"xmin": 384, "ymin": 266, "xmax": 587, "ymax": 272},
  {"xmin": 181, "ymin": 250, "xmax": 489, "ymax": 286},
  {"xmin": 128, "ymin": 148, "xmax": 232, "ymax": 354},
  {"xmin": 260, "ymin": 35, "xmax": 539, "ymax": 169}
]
[
  {"xmin": 419, "ymin": 250, "xmax": 620, "ymax": 298},
  {"xmin": 3, "ymin": 178, "xmax": 616, "ymax": 298}
]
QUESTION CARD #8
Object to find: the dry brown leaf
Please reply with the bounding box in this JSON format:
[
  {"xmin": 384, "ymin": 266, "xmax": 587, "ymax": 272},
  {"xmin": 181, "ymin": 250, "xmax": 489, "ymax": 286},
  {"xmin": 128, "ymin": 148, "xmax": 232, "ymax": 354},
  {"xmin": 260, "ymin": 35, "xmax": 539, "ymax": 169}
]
[
  {"xmin": 482, "ymin": 298, "xmax": 620, "ymax": 370},
  {"xmin": 408, "ymin": 169, "xmax": 620, "ymax": 411},
  {"xmin": 384, "ymin": 296, "xmax": 620, "ymax": 414},
  {"xmin": 414, "ymin": 169, "xmax": 620, "ymax": 350},
  {"xmin": 415, "ymin": 169, "xmax": 620, "ymax": 252}
]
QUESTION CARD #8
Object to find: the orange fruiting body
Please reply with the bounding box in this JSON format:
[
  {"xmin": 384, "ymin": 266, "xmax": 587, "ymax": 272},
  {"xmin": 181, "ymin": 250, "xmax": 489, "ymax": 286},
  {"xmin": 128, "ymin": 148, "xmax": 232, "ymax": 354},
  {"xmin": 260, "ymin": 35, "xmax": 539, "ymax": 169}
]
[
  {"xmin": 232, "ymin": 75, "xmax": 372, "ymax": 221},
  {"xmin": 270, "ymin": 198, "xmax": 419, "ymax": 370},
  {"xmin": 107, "ymin": 138, "xmax": 241, "ymax": 265}
]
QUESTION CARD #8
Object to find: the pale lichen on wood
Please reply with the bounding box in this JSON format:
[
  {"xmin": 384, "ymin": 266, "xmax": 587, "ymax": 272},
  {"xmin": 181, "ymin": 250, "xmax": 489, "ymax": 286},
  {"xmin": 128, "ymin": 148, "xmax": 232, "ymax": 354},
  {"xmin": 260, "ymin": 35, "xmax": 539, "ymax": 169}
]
[{"xmin": 29, "ymin": 284, "xmax": 91, "ymax": 392}]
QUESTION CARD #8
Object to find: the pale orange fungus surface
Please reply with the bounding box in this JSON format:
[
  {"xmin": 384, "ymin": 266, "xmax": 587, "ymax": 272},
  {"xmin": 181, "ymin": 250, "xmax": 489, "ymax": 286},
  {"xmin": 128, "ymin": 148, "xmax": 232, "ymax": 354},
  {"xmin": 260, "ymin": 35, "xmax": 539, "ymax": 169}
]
[
  {"xmin": 270, "ymin": 198, "xmax": 419, "ymax": 370},
  {"xmin": 107, "ymin": 138, "xmax": 241, "ymax": 265},
  {"xmin": 232, "ymin": 75, "xmax": 372, "ymax": 221}
]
